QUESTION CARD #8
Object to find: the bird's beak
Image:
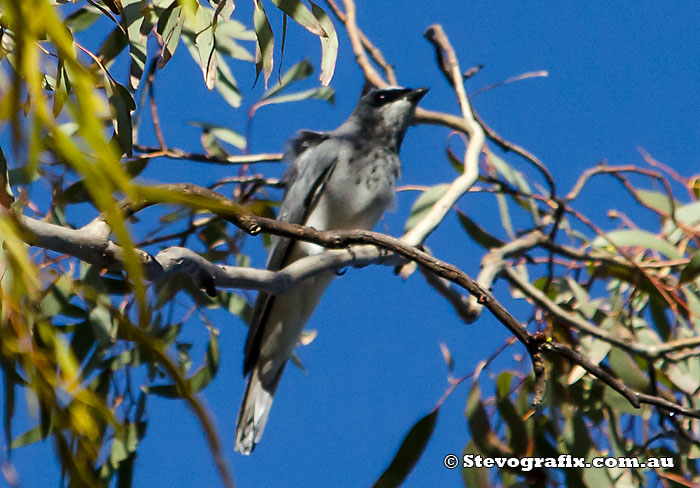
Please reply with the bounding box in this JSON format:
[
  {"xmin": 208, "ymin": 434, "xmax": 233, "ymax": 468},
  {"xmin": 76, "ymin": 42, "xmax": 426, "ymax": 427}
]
[{"xmin": 407, "ymin": 87, "xmax": 429, "ymax": 102}]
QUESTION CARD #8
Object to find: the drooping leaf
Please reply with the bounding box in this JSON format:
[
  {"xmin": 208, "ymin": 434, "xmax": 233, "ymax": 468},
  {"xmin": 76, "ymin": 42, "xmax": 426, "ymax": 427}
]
[
  {"xmin": 495, "ymin": 192, "xmax": 515, "ymax": 239},
  {"xmin": 487, "ymin": 149, "xmax": 540, "ymax": 222},
  {"xmin": 637, "ymin": 189, "xmax": 676, "ymax": 216},
  {"xmin": 105, "ymin": 78, "xmax": 136, "ymax": 156},
  {"xmin": 215, "ymin": 34, "xmax": 254, "ymax": 62},
  {"xmin": 466, "ymin": 383, "xmax": 510, "ymax": 456},
  {"xmin": 98, "ymin": 26, "xmax": 129, "ymax": 67},
  {"xmin": 592, "ymin": 229, "xmax": 682, "ymax": 260},
  {"xmin": 65, "ymin": 5, "xmax": 103, "ymax": 33},
  {"xmin": 147, "ymin": 327, "xmax": 220, "ymax": 397},
  {"xmin": 309, "ymin": 1, "xmax": 337, "ymax": 86},
  {"xmin": 257, "ymin": 86, "xmax": 334, "ymax": 107},
  {"xmin": 121, "ymin": 0, "xmax": 148, "ymax": 89},
  {"xmin": 495, "ymin": 389, "xmax": 528, "ymax": 456},
  {"xmin": 192, "ymin": 6, "xmax": 218, "ymax": 89},
  {"xmin": 446, "ymin": 146, "xmax": 464, "ymax": 173},
  {"xmin": 157, "ymin": 2, "xmax": 183, "ymax": 68},
  {"xmin": 12, "ymin": 418, "xmax": 56, "ymax": 448},
  {"xmin": 214, "ymin": 291, "xmax": 252, "ymax": 322},
  {"xmin": 462, "ymin": 441, "xmax": 490, "ymax": 488},
  {"xmin": 568, "ymin": 336, "xmax": 612, "ymax": 385},
  {"xmin": 261, "ymin": 59, "xmax": 313, "ymax": 100},
  {"xmin": 0, "ymin": 147, "xmax": 13, "ymax": 208},
  {"xmin": 455, "ymin": 208, "xmax": 503, "ymax": 249},
  {"xmin": 679, "ymin": 252, "xmax": 700, "ymax": 284},
  {"xmin": 187, "ymin": 121, "xmax": 246, "ymax": 151},
  {"xmin": 211, "ymin": 0, "xmax": 235, "ymax": 21},
  {"xmin": 2, "ymin": 359, "xmax": 17, "ymax": 456},
  {"xmin": 270, "ymin": 0, "xmax": 324, "ymax": 36},
  {"xmin": 214, "ymin": 17, "xmax": 256, "ymax": 41},
  {"xmin": 253, "ymin": 0, "xmax": 274, "ymax": 87},
  {"xmin": 52, "ymin": 58, "xmax": 70, "ymax": 117},
  {"xmin": 103, "ymin": 0, "xmax": 123, "ymax": 14},
  {"xmin": 663, "ymin": 200, "xmax": 700, "ymax": 244},
  {"xmin": 214, "ymin": 56, "xmax": 242, "ymax": 107},
  {"xmin": 372, "ymin": 409, "xmax": 438, "ymax": 488},
  {"xmin": 404, "ymin": 184, "xmax": 449, "ymax": 233}
]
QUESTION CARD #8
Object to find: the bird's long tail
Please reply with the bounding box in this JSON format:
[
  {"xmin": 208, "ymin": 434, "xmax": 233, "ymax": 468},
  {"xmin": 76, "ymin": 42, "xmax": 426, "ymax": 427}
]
[{"xmin": 235, "ymin": 367, "xmax": 280, "ymax": 455}]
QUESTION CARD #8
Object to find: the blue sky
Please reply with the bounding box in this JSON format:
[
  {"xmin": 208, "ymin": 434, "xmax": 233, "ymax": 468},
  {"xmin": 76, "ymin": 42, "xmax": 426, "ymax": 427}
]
[{"xmin": 5, "ymin": 1, "xmax": 700, "ymax": 487}]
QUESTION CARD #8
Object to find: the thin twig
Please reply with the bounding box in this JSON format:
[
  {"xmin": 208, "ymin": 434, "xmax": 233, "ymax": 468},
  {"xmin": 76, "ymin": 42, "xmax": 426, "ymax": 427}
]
[
  {"xmin": 146, "ymin": 59, "xmax": 167, "ymax": 150},
  {"xmin": 132, "ymin": 145, "xmax": 283, "ymax": 165},
  {"xmin": 324, "ymin": 0, "xmax": 397, "ymax": 84},
  {"xmin": 341, "ymin": 0, "xmax": 387, "ymax": 88}
]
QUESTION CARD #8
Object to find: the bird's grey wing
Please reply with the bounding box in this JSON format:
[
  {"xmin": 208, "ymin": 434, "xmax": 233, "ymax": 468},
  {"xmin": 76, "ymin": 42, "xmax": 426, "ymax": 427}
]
[{"xmin": 242, "ymin": 132, "xmax": 336, "ymax": 375}]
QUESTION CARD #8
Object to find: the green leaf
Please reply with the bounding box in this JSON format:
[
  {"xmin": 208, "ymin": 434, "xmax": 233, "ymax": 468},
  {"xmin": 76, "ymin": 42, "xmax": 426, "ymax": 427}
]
[
  {"xmin": 182, "ymin": 28, "xmax": 242, "ymax": 106},
  {"xmin": 637, "ymin": 189, "xmax": 675, "ymax": 215},
  {"xmin": 214, "ymin": 56, "xmax": 242, "ymax": 107},
  {"xmin": 0, "ymin": 146, "xmax": 13, "ymax": 208},
  {"xmin": 663, "ymin": 200, "xmax": 700, "ymax": 244},
  {"xmin": 404, "ymin": 184, "xmax": 449, "ymax": 233},
  {"xmin": 40, "ymin": 279, "xmax": 86, "ymax": 318},
  {"xmin": 446, "ymin": 146, "xmax": 463, "ymax": 173},
  {"xmin": 261, "ymin": 59, "xmax": 313, "ymax": 100},
  {"xmin": 65, "ymin": 6, "xmax": 103, "ymax": 33},
  {"xmin": 215, "ymin": 34, "xmax": 254, "ymax": 62},
  {"xmin": 192, "ymin": 6, "xmax": 218, "ymax": 89},
  {"xmin": 309, "ymin": 1, "xmax": 337, "ymax": 86},
  {"xmin": 258, "ymin": 86, "xmax": 335, "ymax": 107},
  {"xmin": 455, "ymin": 209, "xmax": 503, "ymax": 249},
  {"xmin": 666, "ymin": 326, "xmax": 700, "ymax": 395},
  {"xmin": 253, "ymin": 0, "xmax": 274, "ymax": 88},
  {"xmin": 52, "ymin": 58, "xmax": 70, "ymax": 118},
  {"xmin": 105, "ymin": 79, "xmax": 136, "ymax": 156},
  {"xmin": 12, "ymin": 418, "xmax": 56, "ymax": 448},
  {"xmin": 214, "ymin": 291, "xmax": 252, "ymax": 322},
  {"xmin": 680, "ymin": 252, "xmax": 700, "ymax": 284},
  {"xmin": 461, "ymin": 442, "xmax": 490, "ymax": 488},
  {"xmin": 147, "ymin": 327, "xmax": 220, "ymax": 397},
  {"xmin": 188, "ymin": 121, "xmax": 246, "ymax": 150},
  {"xmin": 487, "ymin": 150, "xmax": 539, "ymax": 223},
  {"xmin": 215, "ymin": 18, "xmax": 257, "ymax": 41},
  {"xmin": 495, "ymin": 192, "xmax": 515, "ymax": 239},
  {"xmin": 372, "ymin": 409, "xmax": 438, "ymax": 488},
  {"xmin": 122, "ymin": 0, "xmax": 148, "ymax": 89},
  {"xmin": 157, "ymin": 2, "xmax": 183, "ymax": 69},
  {"xmin": 211, "ymin": 0, "xmax": 235, "ymax": 21},
  {"xmin": 2, "ymin": 359, "xmax": 17, "ymax": 455},
  {"xmin": 592, "ymin": 229, "xmax": 681, "ymax": 260},
  {"xmin": 270, "ymin": 0, "xmax": 325, "ymax": 37},
  {"xmin": 602, "ymin": 386, "xmax": 643, "ymax": 416},
  {"xmin": 109, "ymin": 421, "xmax": 141, "ymax": 467},
  {"xmin": 563, "ymin": 408, "xmax": 592, "ymax": 459},
  {"xmin": 200, "ymin": 131, "xmax": 229, "ymax": 158},
  {"xmin": 88, "ymin": 302, "xmax": 117, "ymax": 346},
  {"xmin": 608, "ymin": 348, "xmax": 649, "ymax": 391},
  {"xmin": 126, "ymin": 157, "xmax": 149, "ymax": 177},
  {"xmin": 103, "ymin": 0, "xmax": 123, "ymax": 15},
  {"xmin": 466, "ymin": 383, "xmax": 508, "ymax": 456},
  {"xmin": 98, "ymin": 26, "xmax": 129, "ymax": 67},
  {"xmin": 496, "ymin": 388, "xmax": 528, "ymax": 456},
  {"xmin": 568, "ymin": 336, "xmax": 611, "ymax": 385}
]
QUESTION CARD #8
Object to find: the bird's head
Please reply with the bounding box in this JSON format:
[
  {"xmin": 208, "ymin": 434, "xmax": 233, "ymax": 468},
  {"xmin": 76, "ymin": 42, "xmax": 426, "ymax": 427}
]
[{"xmin": 350, "ymin": 86, "xmax": 428, "ymax": 146}]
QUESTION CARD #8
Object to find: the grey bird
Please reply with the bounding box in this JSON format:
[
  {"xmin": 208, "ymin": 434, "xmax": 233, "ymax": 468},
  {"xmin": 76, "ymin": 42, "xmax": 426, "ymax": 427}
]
[{"xmin": 235, "ymin": 85, "xmax": 428, "ymax": 454}]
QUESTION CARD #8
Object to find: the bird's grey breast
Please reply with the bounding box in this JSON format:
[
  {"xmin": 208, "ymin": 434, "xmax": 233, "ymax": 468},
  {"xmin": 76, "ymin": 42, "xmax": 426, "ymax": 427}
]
[{"xmin": 311, "ymin": 141, "xmax": 400, "ymax": 232}]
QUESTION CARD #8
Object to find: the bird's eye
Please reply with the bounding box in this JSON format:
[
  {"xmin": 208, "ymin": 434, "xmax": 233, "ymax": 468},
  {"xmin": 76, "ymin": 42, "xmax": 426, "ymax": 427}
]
[{"xmin": 372, "ymin": 92, "xmax": 388, "ymax": 106}]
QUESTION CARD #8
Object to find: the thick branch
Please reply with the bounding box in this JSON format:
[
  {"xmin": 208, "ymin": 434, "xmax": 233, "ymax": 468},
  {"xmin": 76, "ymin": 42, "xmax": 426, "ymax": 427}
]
[
  {"xmin": 400, "ymin": 25, "xmax": 483, "ymax": 247},
  {"xmin": 18, "ymin": 194, "xmax": 700, "ymax": 421}
]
